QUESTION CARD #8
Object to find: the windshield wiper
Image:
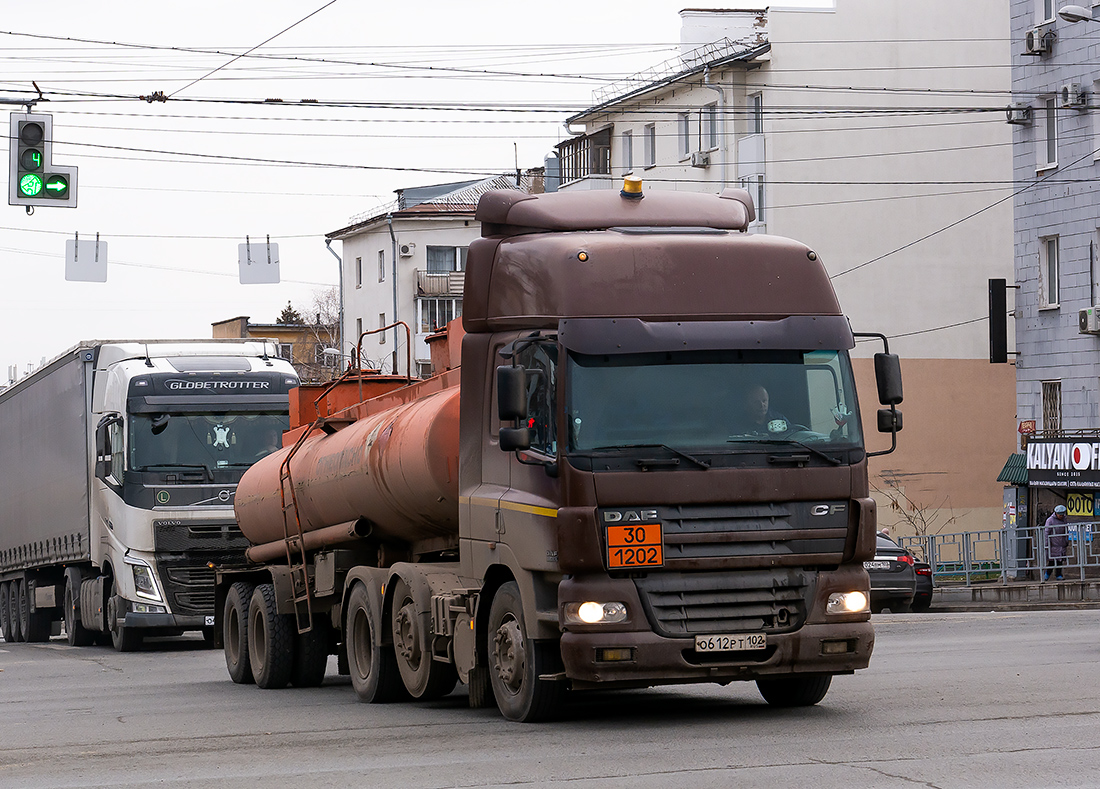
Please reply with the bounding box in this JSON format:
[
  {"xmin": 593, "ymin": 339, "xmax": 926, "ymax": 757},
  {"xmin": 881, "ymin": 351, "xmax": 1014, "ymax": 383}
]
[
  {"xmin": 588, "ymin": 443, "xmax": 711, "ymax": 470},
  {"xmin": 135, "ymin": 463, "xmax": 213, "ymax": 479},
  {"xmin": 727, "ymin": 438, "xmax": 843, "ymax": 467}
]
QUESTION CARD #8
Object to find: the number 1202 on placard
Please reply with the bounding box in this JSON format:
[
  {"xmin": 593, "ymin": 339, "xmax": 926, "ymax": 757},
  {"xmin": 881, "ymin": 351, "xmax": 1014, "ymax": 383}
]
[{"xmin": 606, "ymin": 523, "xmax": 664, "ymax": 569}]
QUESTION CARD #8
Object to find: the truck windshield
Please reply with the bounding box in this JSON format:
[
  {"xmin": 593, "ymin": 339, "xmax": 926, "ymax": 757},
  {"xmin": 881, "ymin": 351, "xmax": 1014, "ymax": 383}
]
[
  {"xmin": 129, "ymin": 412, "xmax": 288, "ymax": 473},
  {"xmin": 566, "ymin": 349, "xmax": 862, "ymax": 454}
]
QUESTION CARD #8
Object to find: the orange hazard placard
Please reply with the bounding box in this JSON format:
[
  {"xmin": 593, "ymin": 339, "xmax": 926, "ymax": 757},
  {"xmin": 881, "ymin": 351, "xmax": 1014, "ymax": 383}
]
[{"xmin": 606, "ymin": 523, "xmax": 664, "ymax": 569}]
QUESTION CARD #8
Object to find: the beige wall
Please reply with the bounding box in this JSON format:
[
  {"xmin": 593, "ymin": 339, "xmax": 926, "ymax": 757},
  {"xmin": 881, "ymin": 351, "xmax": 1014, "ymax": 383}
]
[{"xmin": 854, "ymin": 357, "xmax": 1017, "ymax": 538}]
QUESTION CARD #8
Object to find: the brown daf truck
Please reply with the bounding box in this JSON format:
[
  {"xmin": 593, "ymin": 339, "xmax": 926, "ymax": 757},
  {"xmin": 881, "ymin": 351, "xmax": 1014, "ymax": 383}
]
[{"xmin": 215, "ymin": 178, "xmax": 903, "ymax": 722}]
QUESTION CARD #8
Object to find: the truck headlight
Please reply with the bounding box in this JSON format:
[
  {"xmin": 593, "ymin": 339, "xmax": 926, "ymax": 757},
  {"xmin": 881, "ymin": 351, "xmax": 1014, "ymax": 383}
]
[
  {"xmin": 827, "ymin": 591, "xmax": 868, "ymax": 615},
  {"xmin": 563, "ymin": 602, "xmax": 628, "ymax": 625},
  {"xmin": 125, "ymin": 559, "xmax": 163, "ymax": 602}
]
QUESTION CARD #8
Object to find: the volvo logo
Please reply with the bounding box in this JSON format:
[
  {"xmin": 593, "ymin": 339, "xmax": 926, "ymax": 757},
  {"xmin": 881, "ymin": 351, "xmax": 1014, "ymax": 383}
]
[
  {"xmin": 603, "ymin": 509, "xmax": 659, "ymax": 523},
  {"xmin": 811, "ymin": 504, "xmax": 846, "ymax": 516},
  {"xmin": 218, "ymin": 489, "xmax": 232, "ymax": 503}
]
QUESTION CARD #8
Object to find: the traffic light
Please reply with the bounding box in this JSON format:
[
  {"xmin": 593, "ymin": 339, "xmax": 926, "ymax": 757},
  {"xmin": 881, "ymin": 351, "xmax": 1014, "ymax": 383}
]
[{"xmin": 8, "ymin": 113, "xmax": 78, "ymax": 209}]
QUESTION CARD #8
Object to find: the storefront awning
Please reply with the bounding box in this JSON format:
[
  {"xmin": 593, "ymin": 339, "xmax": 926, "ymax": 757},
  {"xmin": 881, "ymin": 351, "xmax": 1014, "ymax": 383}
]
[{"xmin": 997, "ymin": 453, "xmax": 1028, "ymax": 485}]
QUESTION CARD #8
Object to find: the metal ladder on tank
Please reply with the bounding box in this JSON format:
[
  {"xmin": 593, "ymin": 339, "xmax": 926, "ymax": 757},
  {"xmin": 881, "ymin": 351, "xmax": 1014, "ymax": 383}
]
[{"xmin": 278, "ymin": 429, "xmax": 315, "ymax": 635}]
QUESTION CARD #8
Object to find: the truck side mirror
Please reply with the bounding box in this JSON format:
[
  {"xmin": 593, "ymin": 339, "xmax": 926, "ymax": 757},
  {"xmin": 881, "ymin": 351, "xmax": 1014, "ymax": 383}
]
[
  {"xmin": 500, "ymin": 427, "xmax": 532, "ymax": 452},
  {"xmin": 497, "ymin": 365, "xmax": 528, "ymax": 421},
  {"xmin": 95, "ymin": 422, "xmax": 112, "ymax": 479},
  {"xmin": 877, "ymin": 408, "xmax": 903, "ymax": 434},
  {"xmin": 874, "ymin": 353, "xmax": 903, "ymax": 406}
]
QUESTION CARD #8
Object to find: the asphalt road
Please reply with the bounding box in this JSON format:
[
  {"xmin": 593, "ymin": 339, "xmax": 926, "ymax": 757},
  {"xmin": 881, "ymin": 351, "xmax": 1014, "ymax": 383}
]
[{"xmin": 1, "ymin": 610, "xmax": 1099, "ymax": 788}]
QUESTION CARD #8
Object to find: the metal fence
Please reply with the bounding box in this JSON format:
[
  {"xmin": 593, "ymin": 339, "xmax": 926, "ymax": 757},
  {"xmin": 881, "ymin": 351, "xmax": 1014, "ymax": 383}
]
[{"xmin": 898, "ymin": 524, "xmax": 1100, "ymax": 586}]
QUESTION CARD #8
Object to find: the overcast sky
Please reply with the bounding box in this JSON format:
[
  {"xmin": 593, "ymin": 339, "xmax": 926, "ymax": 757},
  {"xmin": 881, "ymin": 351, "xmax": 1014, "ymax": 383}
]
[{"xmin": 0, "ymin": 0, "xmax": 831, "ymax": 377}]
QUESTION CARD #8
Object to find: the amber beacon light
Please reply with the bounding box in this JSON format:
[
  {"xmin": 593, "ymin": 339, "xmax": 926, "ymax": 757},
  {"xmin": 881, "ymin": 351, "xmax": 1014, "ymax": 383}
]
[{"xmin": 620, "ymin": 175, "xmax": 644, "ymax": 199}]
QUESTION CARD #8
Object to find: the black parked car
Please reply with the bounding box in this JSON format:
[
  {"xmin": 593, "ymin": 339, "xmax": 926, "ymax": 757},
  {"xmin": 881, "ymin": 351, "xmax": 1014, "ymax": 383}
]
[
  {"xmin": 912, "ymin": 558, "xmax": 934, "ymax": 612},
  {"xmin": 865, "ymin": 534, "xmax": 917, "ymax": 613}
]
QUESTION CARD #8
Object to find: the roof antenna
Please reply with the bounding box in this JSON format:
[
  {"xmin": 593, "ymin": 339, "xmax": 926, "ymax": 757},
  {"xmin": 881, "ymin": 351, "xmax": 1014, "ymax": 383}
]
[{"xmin": 144, "ymin": 344, "xmax": 154, "ymax": 367}]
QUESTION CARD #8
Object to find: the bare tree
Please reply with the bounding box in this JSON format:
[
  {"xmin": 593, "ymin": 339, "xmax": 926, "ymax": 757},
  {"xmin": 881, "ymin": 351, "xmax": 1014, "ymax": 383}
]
[
  {"xmin": 871, "ymin": 472, "xmax": 958, "ymax": 549},
  {"xmin": 291, "ymin": 287, "xmax": 341, "ymax": 383}
]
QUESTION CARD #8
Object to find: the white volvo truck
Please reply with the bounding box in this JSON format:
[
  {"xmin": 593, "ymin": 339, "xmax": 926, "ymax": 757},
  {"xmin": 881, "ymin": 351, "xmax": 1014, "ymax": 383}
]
[{"xmin": 0, "ymin": 340, "xmax": 298, "ymax": 650}]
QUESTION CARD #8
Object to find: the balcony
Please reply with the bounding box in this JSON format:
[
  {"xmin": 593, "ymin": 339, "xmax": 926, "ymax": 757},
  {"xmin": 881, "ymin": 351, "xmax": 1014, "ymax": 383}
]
[{"xmin": 417, "ymin": 270, "xmax": 464, "ymax": 297}]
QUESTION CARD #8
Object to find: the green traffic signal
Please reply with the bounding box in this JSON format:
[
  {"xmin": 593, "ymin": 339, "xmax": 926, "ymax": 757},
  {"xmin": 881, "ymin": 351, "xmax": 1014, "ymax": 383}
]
[{"xmin": 19, "ymin": 172, "xmax": 43, "ymax": 197}]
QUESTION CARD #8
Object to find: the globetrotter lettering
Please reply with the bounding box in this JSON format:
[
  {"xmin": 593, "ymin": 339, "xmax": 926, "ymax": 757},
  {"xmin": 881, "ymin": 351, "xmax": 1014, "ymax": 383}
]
[{"xmin": 164, "ymin": 380, "xmax": 271, "ymax": 391}]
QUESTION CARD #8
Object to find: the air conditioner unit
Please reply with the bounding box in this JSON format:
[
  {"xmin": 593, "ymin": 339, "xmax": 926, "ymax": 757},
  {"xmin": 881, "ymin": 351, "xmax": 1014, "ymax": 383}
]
[
  {"xmin": 399, "ymin": 242, "xmax": 415, "ymax": 258},
  {"xmin": 1025, "ymin": 25, "xmax": 1054, "ymax": 55},
  {"xmin": 1060, "ymin": 83, "xmax": 1087, "ymax": 109},
  {"xmin": 1079, "ymin": 306, "xmax": 1100, "ymax": 334},
  {"xmin": 1006, "ymin": 103, "xmax": 1033, "ymax": 125},
  {"xmin": 690, "ymin": 151, "xmax": 711, "ymax": 168}
]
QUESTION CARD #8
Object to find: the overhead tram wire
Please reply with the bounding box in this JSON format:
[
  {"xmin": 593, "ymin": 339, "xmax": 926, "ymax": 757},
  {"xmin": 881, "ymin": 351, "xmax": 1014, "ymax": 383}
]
[
  {"xmin": 167, "ymin": 0, "xmax": 341, "ymax": 99},
  {"xmin": 831, "ymin": 142, "xmax": 1100, "ymax": 280}
]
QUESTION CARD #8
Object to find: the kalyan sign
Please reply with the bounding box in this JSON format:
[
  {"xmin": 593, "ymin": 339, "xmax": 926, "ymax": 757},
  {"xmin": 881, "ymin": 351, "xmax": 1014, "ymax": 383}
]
[{"xmin": 1027, "ymin": 438, "xmax": 1100, "ymax": 487}]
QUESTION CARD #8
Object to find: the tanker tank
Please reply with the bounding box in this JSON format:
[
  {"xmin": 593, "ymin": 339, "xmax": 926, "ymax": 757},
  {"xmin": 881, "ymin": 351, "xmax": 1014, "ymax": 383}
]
[{"xmin": 234, "ymin": 384, "xmax": 460, "ymax": 558}]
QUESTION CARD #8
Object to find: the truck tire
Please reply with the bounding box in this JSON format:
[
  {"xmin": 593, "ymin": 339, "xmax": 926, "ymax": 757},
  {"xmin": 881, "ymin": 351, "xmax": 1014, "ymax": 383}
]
[
  {"xmin": 108, "ymin": 579, "xmax": 143, "ymax": 653},
  {"xmin": 248, "ymin": 583, "xmax": 294, "ymax": 689},
  {"xmin": 64, "ymin": 569, "xmax": 94, "ymax": 647},
  {"xmin": 756, "ymin": 674, "xmax": 832, "ymax": 707},
  {"xmin": 467, "ymin": 665, "xmax": 494, "ymax": 709},
  {"xmin": 291, "ymin": 613, "xmax": 330, "ymax": 688},
  {"xmin": 487, "ymin": 582, "xmax": 565, "ymax": 722},
  {"xmin": 346, "ymin": 582, "xmax": 406, "ymax": 703},
  {"xmin": 0, "ymin": 581, "xmax": 10, "ymax": 642},
  {"xmin": 390, "ymin": 578, "xmax": 457, "ymax": 700},
  {"xmin": 13, "ymin": 579, "xmax": 29, "ymax": 643},
  {"xmin": 223, "ymin": 582, "xmax": 255, "ymax": 684}
]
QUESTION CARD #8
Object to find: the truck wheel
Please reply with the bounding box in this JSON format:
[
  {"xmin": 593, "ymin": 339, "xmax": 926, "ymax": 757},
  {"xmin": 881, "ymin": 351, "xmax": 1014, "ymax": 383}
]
[
  {"xmin": 108, "ymin": 586, "xmax": 143, "ymax": 653},
  {"xmin": 64, "ymin": 569, "xmax": 94, "ymax": 647},
  {"xmin": 13, "ymin": 579, "xmax": 30, "ymax": 643},
  {"xmin": 487, "ymin": 582, "xmax": 565, "ymax": 722},
  {"xmin": 756, "ymin": 674, "xmax": 832, "ymax": 707},
  {"xmin": 223, "ymin": 582, "xmax": 255, "ymax": 684},
  {"xmin": 347, "ymin": 583, "xmax": 406, "ymax": 703},
  {"xmin": 248, "ymin": 583, "xmax": 294, "ymax": 689},
  {"xmin": 0, "ymin": 581, "xmax": 10, "ymax": 642},
  {"xmin": 291, "ymin": 613, "xmax": 330, "ymax": 688},
  {"xmin": 391, "ymin": 578, "xmax": 457, "ymax": 700}
]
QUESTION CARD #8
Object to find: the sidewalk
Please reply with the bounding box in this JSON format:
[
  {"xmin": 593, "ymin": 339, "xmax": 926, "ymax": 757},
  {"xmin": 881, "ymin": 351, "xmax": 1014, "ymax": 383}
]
[{"xmin": 929, "ymin": 578, "xmax": 1100, "ymax": 612}]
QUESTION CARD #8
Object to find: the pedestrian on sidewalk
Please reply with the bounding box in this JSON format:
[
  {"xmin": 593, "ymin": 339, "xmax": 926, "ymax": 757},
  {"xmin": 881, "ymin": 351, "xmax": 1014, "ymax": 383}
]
[{"xmin": 1044, "ymin": 505, "xmax": 1069, "ymax": 581}]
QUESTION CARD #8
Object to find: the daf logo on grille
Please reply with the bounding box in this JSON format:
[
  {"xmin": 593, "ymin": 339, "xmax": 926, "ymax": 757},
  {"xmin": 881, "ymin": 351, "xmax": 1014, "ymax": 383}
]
[
  {"xmin": 603, "ymin": 509, "xmax": 659, "ymax": 522},
  {"xmin": 811, "ymin": 504, "xmax": 846, "ymax": 516}
]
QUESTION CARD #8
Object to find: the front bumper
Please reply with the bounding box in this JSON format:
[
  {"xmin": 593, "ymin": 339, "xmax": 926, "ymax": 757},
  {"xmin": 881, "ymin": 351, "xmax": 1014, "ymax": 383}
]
[
  {"xmin": 560, "ymin": 620, "xmax": 874, "ymax": 688},
  {"xmin": 122, "ymin": 612, "xmax": 212, "ymax": 631}
]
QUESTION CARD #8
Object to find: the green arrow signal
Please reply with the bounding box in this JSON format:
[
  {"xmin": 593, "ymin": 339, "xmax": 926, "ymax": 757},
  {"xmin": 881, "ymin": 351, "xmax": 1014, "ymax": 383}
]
[{"xmin": 44, "ymin": 175, "xmax": 69, "ymax": 197}]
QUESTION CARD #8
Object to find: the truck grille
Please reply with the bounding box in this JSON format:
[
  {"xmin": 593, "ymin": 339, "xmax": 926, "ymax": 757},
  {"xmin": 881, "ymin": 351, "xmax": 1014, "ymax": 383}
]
[
  {"xmin": 159, "ymin": 563, "xmax": 216, "ymax": 615},
  {"xmin": 153, "ymin": 520, "xmax": 249, "ymax": 553},
  {"xmin": 658, "ymin": 502, "xmax": 848, "ymax": 571},
  {"xmin": 634, "ymin": 569, "xmax": 811, "ymax": 637}
]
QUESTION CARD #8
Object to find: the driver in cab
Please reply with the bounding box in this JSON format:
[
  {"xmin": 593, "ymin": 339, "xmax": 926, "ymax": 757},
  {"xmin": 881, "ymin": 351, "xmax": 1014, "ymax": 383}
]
[{"xmin": 734, "ymin": 384, "xmax": 789, "ymax": 436}]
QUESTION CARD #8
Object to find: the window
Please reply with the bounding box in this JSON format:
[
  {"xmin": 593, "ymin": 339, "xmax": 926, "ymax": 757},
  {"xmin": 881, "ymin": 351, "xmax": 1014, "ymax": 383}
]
[
  {"xmin": 644, "ymin": 124, "xmax": 656, "ymax": 168},
  {"xmin": 622, "ymin": 130, "xmax": 633, "ymax": 173},
  {"xmin": 1042, "ymin": 380, "xmax": 1062, "ymax": 433},
  {"xmin": 1040, "ymin": 235, "xmax": 1060, "ymax": 307},
  {"xmin": 355, "ymin": 317, "xmax": 362, "ymax": 344},
  {"xmin": 1039, "ymin": 96, "xmax": 1058, "ymax": 169},
  {"xmin": 379, "ymin": 313, "xmax": 387, "ymax": 344},
  {"xmin": 426, "ymin": 246, "xmax": 456, "ymax": 273},
  {"xmin": 277, "ymin": 343, "xmax": 293, "ymax": 360},
  {"xmin": 740, "ymin": 175, "xmax": 765, "ymax": 223},
  {"xmin": 1039, "ymin": 0, "xmax": 1055, "ymax": 21},
  {"xmin": 419, "ymin": 297, "xmax": 461, "ymax": 333},
  {"xmin": 750, "ymin": 93, "xmax": 764, "ymax": 136},
  {"xmin": 678, "ymin": 112, "xmax": 691, "ymax": 158},
  {"xmin": 316, "ymin": 344, "xmax": 339, "ymax": 368},
  {"xmin": 377, "ymin": 250, "xmax": 385, "ymax": 282},
  {"xmin": 355, "ymin": 256, "xmax": 362, "ymax": 288},
  {"xmin": 704, "ymin": 103, "xmax": 719, "ymax": 150}
]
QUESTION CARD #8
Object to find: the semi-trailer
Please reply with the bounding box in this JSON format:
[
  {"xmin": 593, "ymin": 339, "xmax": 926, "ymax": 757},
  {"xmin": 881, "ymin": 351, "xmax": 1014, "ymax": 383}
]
[
  {"xmin": 216, "ymin": 180, "xmax": 903, "ymax": 720},
  {"xmin": 0, "ymin": 340, "xmax": 298, "ymax": 650}
]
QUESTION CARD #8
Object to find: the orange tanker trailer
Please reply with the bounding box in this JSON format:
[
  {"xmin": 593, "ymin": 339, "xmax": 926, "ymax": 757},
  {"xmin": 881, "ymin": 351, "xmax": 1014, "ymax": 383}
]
[{"xmin": 215, "ymin": 180, "xmax": 903, "ymax": 721}]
